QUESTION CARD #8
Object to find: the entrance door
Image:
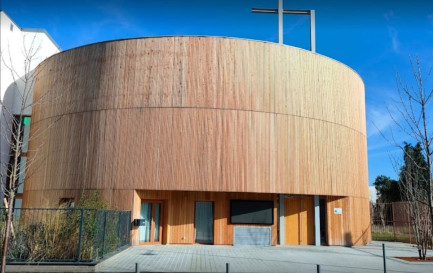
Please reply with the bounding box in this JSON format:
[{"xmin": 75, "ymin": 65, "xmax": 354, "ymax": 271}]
[
  {"xmin": 195, "ymin": 202, "xmax": 214, "ymax": 244},
  {"xmin": 284, "ymin": 196, "xmax": 315, "ymax": 245},
  {"xmin": 139, "ymin": 202, "xmax": 162, "ymax": 244}
]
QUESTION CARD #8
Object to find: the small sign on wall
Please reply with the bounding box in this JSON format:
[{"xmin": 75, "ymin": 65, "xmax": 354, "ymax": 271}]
[{"xmin": 334, "ymin": 208, "xmax": 342, "ymax": 215}]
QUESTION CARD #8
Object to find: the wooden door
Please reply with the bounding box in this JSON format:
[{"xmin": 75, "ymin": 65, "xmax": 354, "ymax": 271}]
[
  {"xmin": 139, "ymin": 201, "xmax": 162, "ymax": 244},
  {"xmin": 285, "ymin": 197, "xmax": 301, "ymax": 244},
  {"xmin": 284, "ymin": 196, "xmax": 315, "ymax": 245},
  {"xmin": 301, "ymin": 197, "xmax": 315, "ymax": 245}
]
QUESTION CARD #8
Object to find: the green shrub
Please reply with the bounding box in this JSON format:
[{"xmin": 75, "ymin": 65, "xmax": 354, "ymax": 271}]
[{"xmin": 0, "ymin": 191, "xmax": 129, "ymax": 263}]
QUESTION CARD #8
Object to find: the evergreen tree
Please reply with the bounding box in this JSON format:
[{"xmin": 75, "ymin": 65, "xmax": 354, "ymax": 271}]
[
  {"xmin": 374, "ymin": 175, "xmax": 401, "ymax": 203},
  {"xmin": 399, "ymin": 142, "xmax": 430, "ymax": 201}
]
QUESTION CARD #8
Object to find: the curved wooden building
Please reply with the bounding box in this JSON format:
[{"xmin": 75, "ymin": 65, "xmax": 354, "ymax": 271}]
[{"xmin": 23, "ymin": 36, "xmax": 370, "ymax": 246}]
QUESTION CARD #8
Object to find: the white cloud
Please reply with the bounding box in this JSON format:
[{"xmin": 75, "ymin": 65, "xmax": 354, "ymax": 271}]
[
  {"xmin": 75, "ymin": 3, "xmax": 146, "ymax": 46},
  {"xmin": 383, "ymin": 10, "xmax": 400, "ymax": 54},
  {"xmin": 428, "ymin": 14, "xmax": 433, "ymax": 24},
  {"xmin": 388, "ymin": 27, "xmax": 400, "ymax": 53},
  {"xmin": 96, "ymin": 4, "xmax": 138, "ymax": 31},
  {"xmin": 284, "ymin": 16, "xmax": 308, "ymax": 34},
  {"xmin": 383, "ymin": 10, "xmax": 394, "ymax": 21},
  {"xmin": 366, "ymin": 107, "xmax": 394, "ymax": 138}
]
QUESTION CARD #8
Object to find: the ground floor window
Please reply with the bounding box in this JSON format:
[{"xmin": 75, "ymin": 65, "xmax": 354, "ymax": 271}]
[
  {"xmin": 230, "ymin": 200, "xmax": 273, "ymax": 225},
  {"xmin": 194, "ymin": 201, "xmax": 213, "ymax": 244}
]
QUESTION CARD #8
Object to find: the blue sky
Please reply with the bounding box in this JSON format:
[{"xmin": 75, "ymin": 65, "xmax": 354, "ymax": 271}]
[{"xmin": 2, "ymin": 0, "xmax": 433, "ymax": 185}]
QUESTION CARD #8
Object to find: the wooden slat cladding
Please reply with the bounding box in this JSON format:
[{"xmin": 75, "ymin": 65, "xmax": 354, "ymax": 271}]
[
  {"xmin": 25, "ymin": 37, "xmax": 369, "ymax": 241},
  {"xmin": 31, "ymin": 37, "xmax": 366, "ymax": 133},
  {"xmin": 26, "ymin": 109, "xmax": 368, "ymax": 198},
  {"xmin": 326, "ymin": 196, "xmax": 371, "ymax": 246}
]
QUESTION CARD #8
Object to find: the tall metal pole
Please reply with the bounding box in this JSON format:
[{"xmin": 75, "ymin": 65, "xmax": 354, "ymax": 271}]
[
  {"xmin": 278, "ymin": 0, "xmax": 283, "ymax": 44},
  {"xmin": 382, "ymin": 243, "xmax": 387, "ymax": 273},
  {"xmin": 252, "ymin": 2, "xmax": 315, "ymax": 52},
  {"xmin": 310, "ymin": 10, "xmax": 316, "ymax": 52}
]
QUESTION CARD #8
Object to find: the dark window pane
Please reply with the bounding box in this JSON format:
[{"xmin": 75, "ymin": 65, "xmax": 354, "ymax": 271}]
[{"xmin": 230, "ymin": 200, "xmax": 273, "ymax": 225}]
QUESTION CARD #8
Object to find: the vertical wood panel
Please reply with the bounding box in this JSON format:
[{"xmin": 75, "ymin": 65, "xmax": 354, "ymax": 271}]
[
  {"xmin": 284, "ymin": 196, "xmax": 315, "ymax": 245},
  {"xmin": 285, "ymin": 197, "xmax": 300, "ymax": 244},
  {"xmin": 132, "ymin": 190, "xmax": 277, "ymax": 245},
  {"xmin": 326, "ymin": 196, "xmax": 371, "ymax": 246},
  {"xmin": 301, "ymin": 197, "xmax": 315, "ymax": 245},
  {"xmin": 326, "ymin": 196, "xmax": 346, "ymax": 246}
]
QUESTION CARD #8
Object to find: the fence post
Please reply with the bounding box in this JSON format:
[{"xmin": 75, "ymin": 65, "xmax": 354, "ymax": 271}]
[
  {"xmin": 391, "ymin": 203, "xmax": 396, "ymax": 241},
  {"xmin": 127, "ymin": 211, "xmax": 132, "ymax": 245},
  {"xmin": 407, "ymin": 202, "xmax": 412, "ymax": 244},
  {"xmin": 101, "ymin": 211, "xmax": 107, "ymax": 258},
  {"xmin": 226, "ymin": 263, "xmax": 230, "ymax": 273},
  {"xmin": 117, "ymin": 211, "xmax": 121, "ymax": 247},
  {"xmin": 135, "ymin": 262, "xmax": 140, "ymax": 273},
  {"xmin": 382, "ymin": 243, "xmax": 387, "ymax": 273},
  {"xmin": 316, "ymin": 264, "xmax": 320, "ymax": 273},
  {"xmin": 76, "ymin": 208, "xmax": 84, "ymax": 262}
]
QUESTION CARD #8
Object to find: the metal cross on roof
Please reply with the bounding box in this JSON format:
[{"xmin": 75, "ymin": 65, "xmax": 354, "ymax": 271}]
[{"xmin": 252, "ymin": 0, "xmax": 316, "ymax": 52}]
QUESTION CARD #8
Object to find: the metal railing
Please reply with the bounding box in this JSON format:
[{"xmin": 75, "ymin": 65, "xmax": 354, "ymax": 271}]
[
  {"xmin": 370, "ymin": 202, "xmax": 414, "ymax": 243},
  {"xmin": 0, "ymin": 208, "xmax": 131, "ymax": 264}
]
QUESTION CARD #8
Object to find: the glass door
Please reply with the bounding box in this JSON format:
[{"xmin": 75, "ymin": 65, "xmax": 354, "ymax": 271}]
[
  {"xmin": 195, "ymin": 202, "xmax": 214, "ymax": 244},
  {"xmin": 140, "ymin": 201, "xmax": 162, "ymax": 244}
]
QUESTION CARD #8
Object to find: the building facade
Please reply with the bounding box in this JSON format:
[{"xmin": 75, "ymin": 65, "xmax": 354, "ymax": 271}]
[
  {"xmin": 0, "ymin": 11, "xmax": 60, "ymax": 211},
  {"xmin": 23, "ymin": 36, "xmax": 370, "ymax": 246}
]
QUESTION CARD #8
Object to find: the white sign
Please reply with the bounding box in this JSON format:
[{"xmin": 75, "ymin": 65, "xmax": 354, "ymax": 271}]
[{"xmin": 334, "ymin": 208, "xmax": 342, "ymax": 215}]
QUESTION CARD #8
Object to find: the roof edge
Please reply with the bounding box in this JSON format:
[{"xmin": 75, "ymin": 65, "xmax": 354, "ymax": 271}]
[
  {"xmin": 50, "ymin": 35, "xmax": 363, "ymax": 83},
  {"xmin": 1, "ymin": 10, "xmax": 61, "ymax": 51}
]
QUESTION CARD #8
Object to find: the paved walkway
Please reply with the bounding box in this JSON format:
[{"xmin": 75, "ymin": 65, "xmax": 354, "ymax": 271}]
[
  {"xmin": 95, "ymin": 241, "xmax": 433, "ymax": 273},
  {"xmin": 5, "ymin": 241, "xmax": 433, "ymax": 272}
]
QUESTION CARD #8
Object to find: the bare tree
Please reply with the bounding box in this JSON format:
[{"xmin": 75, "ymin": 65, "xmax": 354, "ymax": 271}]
[
  {"xmin": 386, "ymin": 56, "xmax": 433, "ymax": 259},
  {"xmin": 399, "ymin": 147, "xmax": 432, "ymax": 259},
  {"xmin": 377, "ymin": 203, "xmax": 387, "ymax": 229},
  {"xmin": 0, "ymin": 34, "xmax": 60, "ymax": 273},
  {"xmin": 370, "ymin": 202, "xmax": 388, "ymax": 229}
]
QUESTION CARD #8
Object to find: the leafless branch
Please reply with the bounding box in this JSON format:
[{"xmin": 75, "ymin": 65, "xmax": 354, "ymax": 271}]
[
  {"xmin": 1, "ymin": 33, "xmax": 62, "ymax": 272},
  {"xmin": 383, "ymin": 56, "xmax": 433, "ymax": 259}
]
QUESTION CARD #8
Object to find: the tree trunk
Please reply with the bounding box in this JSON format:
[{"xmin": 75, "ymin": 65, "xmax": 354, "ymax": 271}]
[
  {"xmin": 1, "ymin": 117, "xmax": 22, "ymax": 273},
  {"xmin": 1, "ymin": 196, "xmax": 14, "ymax": 273},
  {"xmin": 420, "ymin": 91, "xmax": 433, "ymax": 247}
]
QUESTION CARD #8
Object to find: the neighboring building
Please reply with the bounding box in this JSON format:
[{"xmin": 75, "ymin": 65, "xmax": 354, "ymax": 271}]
[
  {"xmin": 0, "ymin": 11, "xmax": 60, "ymax": 211},
  {"xmin": 23, "ymin": 36, "xmax": 371, "ymax": 246},
  {"xmin": 369, "ymin": 185, "xmax": 378, "ymax": 203}
]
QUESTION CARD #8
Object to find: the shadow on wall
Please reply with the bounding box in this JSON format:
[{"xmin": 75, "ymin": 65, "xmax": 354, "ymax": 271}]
[
  {"xmin": 352, "ymin": 225, "xmax": 372, "ymax": 246},
  {"xmin": 344, "ymin": 232, "xmax": 352, "ymax": 246},
  {"xmin": 345, "ymin": 225, "xmax": 371, "ymax": 246}
]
